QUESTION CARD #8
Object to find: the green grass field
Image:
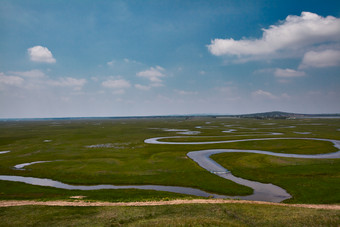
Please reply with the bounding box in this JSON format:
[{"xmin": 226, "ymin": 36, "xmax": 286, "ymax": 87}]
[
  {"xmin": 0, "ymin": 117, "xmax": 340, "ymax": 203},
  {"xmin": 1, "ymin": 117, "xmax": 340, "ymax": 225},
  {"xmin": 0, "ymin": 203, "xmax": 339, "ymax": 227}
]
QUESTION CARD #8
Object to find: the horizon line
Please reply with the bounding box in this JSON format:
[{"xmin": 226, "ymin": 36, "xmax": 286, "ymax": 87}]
[{"xmin": 1, "ymin": 111, "xmax": 340, "ymax": 120}]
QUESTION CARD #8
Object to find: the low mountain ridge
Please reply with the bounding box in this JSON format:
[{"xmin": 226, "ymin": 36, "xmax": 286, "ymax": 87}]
[{"xmin": 230, "ymin": 111, "xmax": 340, "ymax": 119}]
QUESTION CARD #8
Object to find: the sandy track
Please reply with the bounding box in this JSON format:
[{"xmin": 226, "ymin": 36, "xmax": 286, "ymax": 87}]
[{"xmin": 0, "ymin": 199, "xmax": 339, "ymax": 210}]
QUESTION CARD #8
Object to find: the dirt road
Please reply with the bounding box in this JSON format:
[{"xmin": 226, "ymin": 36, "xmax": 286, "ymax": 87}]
[{"xmin": 0, "ymin": 199, "xmax": 339, "ymax": 210}]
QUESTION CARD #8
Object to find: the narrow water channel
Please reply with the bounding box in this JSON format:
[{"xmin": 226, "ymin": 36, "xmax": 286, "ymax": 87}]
[
  {"xmin": 146, "ymin": 137, "xmax": 340, "ymax": 202},
  {"xmin": 1, "ymin": 137, "xmax": 339, "ymax": 202}
]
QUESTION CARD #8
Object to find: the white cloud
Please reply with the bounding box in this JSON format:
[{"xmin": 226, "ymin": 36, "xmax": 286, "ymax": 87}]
[
  {"xmin": 125, "ymin": 58, "xmax": 141, "ymax": 64},
  {"xmin": 107, "ymin": 58, "xmax": 140, "ymax": 67},
  {"xmin": 0, "ymin": 72, "xmax": 24, "ymax": 87},
  {"xmin": 107, "ymin": 60, "xmax": 115, "ymax": 66},
  {"xmin": 208, "ymin": 12, "xmax": 340, "ymax": 59},
  {"xmin": 10, "ymin": 69, "xmax": 46, "ymax": 78},
  {"xmin": 299, "ymin": 49, "xmax": 340, "ymax": 68},
  {"xmin": 274, "ymin": 68, "xmax": 306, "ymax": 77},
  {"xmin": 28, "ymin": 46, "xmax": 56, "ymax": 63},
  {"xmin": 175, "ymin": 90, "xmax": 198, "ymax": 95},
  {"xmin": 137, "ymin": 66, "xmax": 165, "ymax": 83},
  {"xmin": 1, "ymin": 71, "xmax": 87, "ymax": 91},
  {"xmin": 102, "ymin": 78, "xmax": 131, "ymax": 94},
  {"xmin": 48, "ymin": 77, "xmax": 87, "ymax": 90},
  {"xmin": 102, "ymin": 78, "xmax": 131, "ymax": 89},
  {"xmin": 252, "ymin": 90, "xmax": 277, "ymax": 99}
]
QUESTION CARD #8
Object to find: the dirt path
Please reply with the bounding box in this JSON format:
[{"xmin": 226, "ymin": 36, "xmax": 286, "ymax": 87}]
[{"xmin": 0, "ymin": 199, "xmax": 339, "ymax": 210}]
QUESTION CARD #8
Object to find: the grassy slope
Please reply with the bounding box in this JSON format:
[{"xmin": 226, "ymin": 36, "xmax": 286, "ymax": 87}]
[{"xmin": 0, "ymin": 203, "xmax": 339, "ymax": 227}]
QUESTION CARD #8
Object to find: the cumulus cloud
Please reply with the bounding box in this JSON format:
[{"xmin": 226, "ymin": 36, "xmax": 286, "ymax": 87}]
[
  {"xmin": 252, "ymin": 90, "xmax": 277, "ymax": 99},
  {"xmin": 251, "ymin": 90, "xmax": 291, "ymax": 100},
  {"xmin": 208, "ymin": 12, "xmax": 340, "ymax": 59},
  {"xmin": 1, "ymin": 71, "xmax": 87, "ymax": 91},
  {"xmin": 0, "ymin": 72, "xmax": 24, "ymax": 87},
  {"xmin": 175, "ymin": 90, "xmax": 198, "ymax": 95},
  {"xmin": 102, "ymin": 78, "xmax": 131, "ymax": 94},
  {"xmin": 299, "ymin": 49, "xmax": 340, "ymax": 68},
  {"xmin": 10, "ymin": 69, "xmax": 46, "ymax": 78},
  {"xmin": 28, "ymin": 46, "xmax": 56, "ymax": 63},
  {"xmin": 137, "ymin": 66, "xmax": 165, "ymax": 83},
  {"xmin": 274, "ymin": 68, "xmax": 306, "ymax": 77},
  {"xmin": 107, "ymin": 58, "xmax": 141, "ymax": 67},
  {"xmin": 48, "ymin": 77, "xmax": 87, "ymax": 90},
  {"xmin": 102, "ymin": 78, "xmax": 131, "ymax": 89}
]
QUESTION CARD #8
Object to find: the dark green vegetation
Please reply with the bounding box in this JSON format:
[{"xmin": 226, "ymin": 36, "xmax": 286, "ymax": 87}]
[
  {"xmin": 0, "ymin": 203, "xmax": 339, "ymax": 226},
  {"xmin": 163, "ymin": 137, "xmax": 339, "ymax": 155},
  {"xmin": 0, "ymin": 117, "xmax": 340, "ymax": 203},
  {"xmin": 230, "ymin": 111, "xmax": 340, "ymax": 119},
  {"xmin": 213, "ymin": 154, "xmax": 340, "ymax": 204},
  {"xmin": 0, "ymin": 180, "xmax": 192, "ymax": 202}
]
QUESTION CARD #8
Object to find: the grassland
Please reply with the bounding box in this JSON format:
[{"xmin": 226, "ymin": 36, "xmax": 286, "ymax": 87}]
[
  {"xmin": 1, "ymin": 117, "xmax": 340, "ymax": 226},
  {"xmin": 0, "ymin": 117, "xmax": 339, "ymax": 204},
  {"xmin": 0, "ymin": 203, "xmax": 339, "ymax": 226}
]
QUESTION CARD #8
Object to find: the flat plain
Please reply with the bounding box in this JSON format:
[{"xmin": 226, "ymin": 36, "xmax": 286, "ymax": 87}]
[{"xmin": 0, "ymin": 117, "xmax": 339, "ymax": 226}]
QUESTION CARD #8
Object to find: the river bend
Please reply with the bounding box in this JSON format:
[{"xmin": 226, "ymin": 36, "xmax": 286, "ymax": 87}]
[
  {"xmin": 1, "ymin": 137, "xmax": 340, "ymax": 202},
  {"xmin": 146, "ymin": 137, "xmax": 340, "ymax": 202}
]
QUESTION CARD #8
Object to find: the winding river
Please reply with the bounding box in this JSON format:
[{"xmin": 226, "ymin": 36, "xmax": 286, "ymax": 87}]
[
  {"xmin": 145, "ymin": 137, "xmax": 340, "ymax": 202},
  {"xmin": 1, "ymin": 136, "xmax": 340, "ymax": 202}
]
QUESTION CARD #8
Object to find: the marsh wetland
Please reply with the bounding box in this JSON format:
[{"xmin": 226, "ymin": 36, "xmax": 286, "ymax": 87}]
[{"xmin": 0, "ymin": 117, "xmax": 340, "ymax": 226}]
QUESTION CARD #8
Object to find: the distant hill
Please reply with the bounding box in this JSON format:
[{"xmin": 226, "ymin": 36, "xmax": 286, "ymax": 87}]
[
  {"xmin": 227, "ymin": 111, "xmax": 340, "ymax": 119},
  {"xmin": 1, "ymin": 111, "xmax": 340, "ymax": 121}
]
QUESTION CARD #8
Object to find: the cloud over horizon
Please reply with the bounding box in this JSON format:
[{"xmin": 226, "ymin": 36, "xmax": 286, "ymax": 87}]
[
  {"xmin": 10, "ymin": 69, "xmax": 46, "ymax": 78},
  {"xmin": 0, "ymin": 70, "xmax": 86, "ymax": 91},
  {"xmin": 252, "ymin": 89, "xmax": 277, "ymax": 100},
  {"xmin": 207, "ymin": 12, "xmax": 340, "ymax": 60},
  {"xmin": 136, "ymin": 66, "xmax": 166, "ymax": 87},
  {"xmin": 1, "ymin": 1, "xmax": 340, "ymax": 118},
  {"xmin": 102, "ymin": 78, "xmax": 131, "ymax": 94},
  {"xmin": 47, "ymin": 77, "xmax": 87, "ymax": 90},
  {"xmin": 274, "ymin": 68, "xmax": 306, "ymax": 78},
  {"xmin": 0, "ymin": 72, "xmax": 24, "ymax": 87},
  {"xmin": 102, "ymin": 78, "xmax": 131, "ymax": 89}
]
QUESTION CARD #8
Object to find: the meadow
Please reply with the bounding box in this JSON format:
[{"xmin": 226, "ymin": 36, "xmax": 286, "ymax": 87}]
[
  {"xmin": 0, "ymin": 117, "xmax": 339, "ymax": 225},
  {"xmin": 0, "ymin": 203, "xmax": 339, "ymax": 226}
]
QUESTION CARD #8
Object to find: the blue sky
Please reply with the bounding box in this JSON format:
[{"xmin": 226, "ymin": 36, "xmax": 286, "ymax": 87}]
[{"xmin": 1, "ymin": 0, "xmax": 340, "ymax": 118}]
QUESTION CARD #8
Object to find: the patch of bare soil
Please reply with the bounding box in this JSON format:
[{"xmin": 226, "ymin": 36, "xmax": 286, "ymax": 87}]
[{"xmin": 0, "ymin": 199, "xmax": 339, "ymax": 210}]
